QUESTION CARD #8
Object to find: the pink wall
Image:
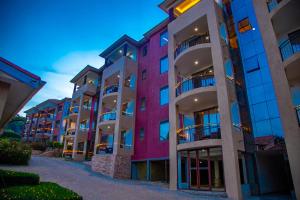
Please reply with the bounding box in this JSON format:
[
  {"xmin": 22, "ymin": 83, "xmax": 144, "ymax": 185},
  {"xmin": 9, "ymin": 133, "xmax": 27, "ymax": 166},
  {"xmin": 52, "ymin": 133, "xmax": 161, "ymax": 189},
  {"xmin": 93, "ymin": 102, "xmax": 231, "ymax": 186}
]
[{"xmin": 132, "ymin": 24, "xmax": 169, "ymax": 161}]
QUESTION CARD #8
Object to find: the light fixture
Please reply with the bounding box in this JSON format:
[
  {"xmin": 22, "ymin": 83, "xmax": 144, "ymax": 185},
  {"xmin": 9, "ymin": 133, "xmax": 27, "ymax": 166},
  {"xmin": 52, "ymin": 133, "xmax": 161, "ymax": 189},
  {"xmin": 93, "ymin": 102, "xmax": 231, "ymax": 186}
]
[
  {"xmin": 194, "ymin": 60, "xmax": 199, "ymax": 65},
  {"xmin": 119, "ymin": 50, "xmax": 123, "ymax": 54},
  {"xmin": 252, "ymin": 27, "xmax": 256, "ymax": 31},
  {"xmin": 107, "ymin": 126, "xmax": 111, "ymax": 129},
  {"xmin": 194, "ymin": 27, "xmax": 198, "ymax": 32},
  {"xmin": 113, "ymin": 100, "xmax": 117, "ymax": 103},
  {"xmin": 209, "ymin": 69, "xmax": 213, "ymax": 73},
  {"xmin": 117, "ymin": 75, "xmax": 120, "ymax": 78},
  {"xmin": 205, "ymin": 36, "xmax": 209, "ymax": 40},
  {"xmin": 194, "ymin": 98, "xmax": 198, "ymax": 102}
]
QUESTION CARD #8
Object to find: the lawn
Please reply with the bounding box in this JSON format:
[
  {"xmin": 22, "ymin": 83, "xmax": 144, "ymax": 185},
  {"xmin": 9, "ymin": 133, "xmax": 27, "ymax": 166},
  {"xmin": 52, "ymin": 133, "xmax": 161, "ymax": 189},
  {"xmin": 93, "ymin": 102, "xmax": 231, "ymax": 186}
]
[{"xmin": 0, "ymin": 182, "xmax": 82, "ymax": 200}]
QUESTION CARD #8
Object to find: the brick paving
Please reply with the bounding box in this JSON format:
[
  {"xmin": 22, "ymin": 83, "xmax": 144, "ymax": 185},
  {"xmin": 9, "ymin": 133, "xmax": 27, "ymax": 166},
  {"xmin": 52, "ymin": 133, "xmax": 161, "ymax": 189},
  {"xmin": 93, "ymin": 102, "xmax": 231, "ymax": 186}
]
[{"xmin": 0, "ymin": 156, "xmax": 227, "ymax": 200}]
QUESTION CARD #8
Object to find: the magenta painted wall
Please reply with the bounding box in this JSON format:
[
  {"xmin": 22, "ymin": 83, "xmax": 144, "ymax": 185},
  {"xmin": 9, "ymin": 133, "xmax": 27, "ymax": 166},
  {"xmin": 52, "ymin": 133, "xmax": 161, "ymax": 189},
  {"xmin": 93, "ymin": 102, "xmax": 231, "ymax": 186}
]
[{"xmin": 132, "ymin": 24, "xmax": 169, "ymax": 161}]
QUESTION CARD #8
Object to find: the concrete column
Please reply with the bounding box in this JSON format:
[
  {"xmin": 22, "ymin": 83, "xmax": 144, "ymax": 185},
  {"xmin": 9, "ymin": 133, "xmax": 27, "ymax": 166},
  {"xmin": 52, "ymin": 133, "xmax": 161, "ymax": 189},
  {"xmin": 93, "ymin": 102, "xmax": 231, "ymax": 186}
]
[
  {"xmin": 253, "ymin": 1, "xmax": 300, "ymax": 198},
  {"xmin": 72, "ymin": 95, "xmax": 84, "ymax": 159},
  {"xmin": 208, "ymin": 3, "xmax": 242, "ymax": 200},
  {"xmin": 0, "ymin": 81, "xmax": 10, "ymax": 123},
  {"xmin": 83, "ymin": 140, "xmax": 88, "ymax": 158},
  {"xmin": 63, "ymin": 137, "xmax": 67, "ymax": 152}
]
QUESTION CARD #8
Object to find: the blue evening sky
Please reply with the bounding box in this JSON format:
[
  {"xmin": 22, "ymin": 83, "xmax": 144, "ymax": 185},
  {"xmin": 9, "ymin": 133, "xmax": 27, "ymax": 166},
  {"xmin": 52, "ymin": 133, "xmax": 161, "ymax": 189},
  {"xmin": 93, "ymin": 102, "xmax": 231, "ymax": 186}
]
[{"xmin": 0, "ymin": 0, "xmax": 167, "ymax": 115}]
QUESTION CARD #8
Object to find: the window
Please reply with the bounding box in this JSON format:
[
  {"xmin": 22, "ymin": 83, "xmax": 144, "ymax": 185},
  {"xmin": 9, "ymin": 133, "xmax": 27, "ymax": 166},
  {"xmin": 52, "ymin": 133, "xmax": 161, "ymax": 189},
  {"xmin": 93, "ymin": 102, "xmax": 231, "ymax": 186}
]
[
  {"xmin": 142, "ymin": 69, "xmax": 147, "ymax": 80},
  {"xmin": 231, "ymin": 101, "xmax": 241, "ymax": 128},
  {"xmin": 120, "ymin": 129, "xmax": 133, "ymax": 149},
  {"xmin": 142, "ymin": 45, "xmax": 148, "ymax": 57},
  {"xmin": 160, "ymin": 30, "xmax": 168, "ymax": 46},
  {"xmin": 160, "ymin": 86, "xmax": 169, "ymax": 105},
  {"xmin": 224, "ymin": 59, "xmax": 234, "ymax": 79},
  {"xmin": 238, "ymin": 18, "xmax": 252, "ymax": 33},
  {"xmin": 160, "ymin": 121, "xmax": 169, "ymax": 141},
  {"xmin": 140, "ymin": 128, "xmax": 145, "ymax": 140},
  {"xmin": 160, "ymin": 56, "xmax": 169, "ymax": 74},
  {"xmin": 140, "ymin": 97, "xmax": 146, "ymax": 111}
]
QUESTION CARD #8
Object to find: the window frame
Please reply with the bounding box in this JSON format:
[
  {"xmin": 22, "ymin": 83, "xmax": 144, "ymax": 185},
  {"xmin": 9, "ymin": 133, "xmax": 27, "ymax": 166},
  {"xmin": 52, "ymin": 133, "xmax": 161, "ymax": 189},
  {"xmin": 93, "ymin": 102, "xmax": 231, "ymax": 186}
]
[
  {"xmin": 159, "ymin": 120, "xmax": 169, "ymax": 141},
  {"xmin": 160, "ymin": 85, "xmax": 169, "ymax": 106},
  {"xmin": 142, "ymin": 69, "xmax": 147, "ymax": 80},
  {"xmin": 160, "ymin": 30, "xmax": 168, "ymax": 47},
  {"xmin": 238, "ymin": 18, "xmax": 252, "ymax": 33},
  {"xmin": 140, "ymin": 97, "xmax": 146, "ymax": 111},
  {"xmin": 160, "ymin": 55, "xmax": 169, "ymax": 74},
  {"xmin": 139, "ymin": 128, "xmax": 145, "ymax": 141}
]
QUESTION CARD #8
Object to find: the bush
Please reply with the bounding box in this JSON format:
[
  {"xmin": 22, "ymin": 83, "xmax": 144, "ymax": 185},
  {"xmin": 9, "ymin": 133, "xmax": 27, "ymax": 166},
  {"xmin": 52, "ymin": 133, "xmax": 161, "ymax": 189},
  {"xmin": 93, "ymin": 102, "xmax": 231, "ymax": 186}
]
[
  {"xmin": 0, "ymin": 182, "xmax": 83, "ymax": 200},
  {"xmin": 31, "ymin": 142, "xmax": 47, "ymax": 151},
  {"xmin": 0, "ymin": 169, "xmax": 39, "ymax": 188},
  {"xmin": 0, "ymin": 139, "xmax": 31, "ymax": 165},
  {"xmin": 53, "ymin": 141, "xmax": 63, "ymax": 149},
  {"xmin": 0, "ymin": 130, "xmax": 21, "ymax": 141}
]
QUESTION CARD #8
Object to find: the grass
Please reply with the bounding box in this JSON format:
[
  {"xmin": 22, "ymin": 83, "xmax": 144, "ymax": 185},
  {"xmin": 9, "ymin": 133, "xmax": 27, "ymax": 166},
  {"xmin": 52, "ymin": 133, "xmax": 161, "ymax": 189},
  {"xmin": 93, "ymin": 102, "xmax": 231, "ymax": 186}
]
[{"xmin": 0, "ymin": 182, "xmax": 82, "ymax": 200}]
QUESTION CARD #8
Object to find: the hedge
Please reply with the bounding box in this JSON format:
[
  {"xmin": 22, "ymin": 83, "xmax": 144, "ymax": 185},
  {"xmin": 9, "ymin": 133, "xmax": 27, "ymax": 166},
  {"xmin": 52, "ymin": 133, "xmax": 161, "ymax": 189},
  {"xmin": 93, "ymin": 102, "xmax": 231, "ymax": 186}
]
[
  {"xmin": 0, "ymin": 182, "xmax": 83, "ymax": 200},
  {"xmin": 0, "ymin": 169, "xmax": 39, "ymax": 188},
  {"xmin": 0, "ymin": 139, "xmax": 31, "ymax": 165}
]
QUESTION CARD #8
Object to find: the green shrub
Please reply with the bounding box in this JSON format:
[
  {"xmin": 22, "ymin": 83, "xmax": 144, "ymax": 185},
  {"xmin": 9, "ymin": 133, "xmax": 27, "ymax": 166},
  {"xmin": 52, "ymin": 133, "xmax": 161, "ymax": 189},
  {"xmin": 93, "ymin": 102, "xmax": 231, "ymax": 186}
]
[
  {"xmin": 0, "ymin": 169, "xmax": 39, "ymax": 188},
  {"xmin": 0, "ymin": 182, "xmax": 82, "ymax": 200},
  {"xmin": 0, "ymin": 139, "xmax": 31, "ymax": 165},
  {"xmin": 53, "ymin": 141, "xmax": 63, "ymax": 149},
  {"xmin": 0, "ymin": 130, "xmax": 21, "ymax": 141},
  {"xmin": 30, "ymin": 142, "xmax": 47, "ymax": 151}
]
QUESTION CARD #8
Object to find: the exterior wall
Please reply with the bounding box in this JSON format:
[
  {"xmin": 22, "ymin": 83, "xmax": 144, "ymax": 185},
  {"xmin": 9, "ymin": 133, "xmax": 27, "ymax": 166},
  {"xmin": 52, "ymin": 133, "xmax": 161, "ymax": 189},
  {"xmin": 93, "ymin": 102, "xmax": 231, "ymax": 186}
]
[
  {"xmin": 132, "ymin": 25, "xmax": 169, "ymax": 161},
  {"xmin": 231, "ymin": 0, "xmax": 283, "ymax": 138}
]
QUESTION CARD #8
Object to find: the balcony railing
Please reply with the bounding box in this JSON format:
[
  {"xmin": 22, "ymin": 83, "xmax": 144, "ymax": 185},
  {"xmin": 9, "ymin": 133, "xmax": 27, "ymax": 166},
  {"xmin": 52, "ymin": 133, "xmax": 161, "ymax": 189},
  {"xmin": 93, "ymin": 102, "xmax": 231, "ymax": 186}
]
[
  {"xmin": 177, "ymin": 124, "xmax": 221, "ymax": 144},
  {"xmin": 267, "ymin": 0, "xmax": 283, "ymax": 12},
  {"xmin": 103, "ymin": 85, "xmax": 119, "ymax": 96},
  {"xmin": 174, "ymin": 33, "xmax": 210, "ymax": 59},
  {"xmin": 66, "ymin": 128, "xmax": 76, "ymax": 136},
  {"xmin": 100, "ymin": 111, "xmax": 117, "ymax": 122},
  {"xmin": 176, "ymin": 75, "xmax": 215, "ymax": 97},
  {"xmin": 296, "ymin": 105, "xmax": 300, "ymax": 125},
  {"xmin": 279, "ymin": 30, "xmax": 300, "ymax": 61}
]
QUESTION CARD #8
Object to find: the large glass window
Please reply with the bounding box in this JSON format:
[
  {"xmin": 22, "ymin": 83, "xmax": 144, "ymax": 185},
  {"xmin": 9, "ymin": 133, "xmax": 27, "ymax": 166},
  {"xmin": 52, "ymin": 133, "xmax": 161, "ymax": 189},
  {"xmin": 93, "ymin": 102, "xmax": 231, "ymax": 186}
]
[
  {"xmin": 140, "ymin": 128, "xmax": 145, "ymax": 140},
  {"xmin": 160, "ymin": 86, "xmax": 169, "ymax": 105},
  {"xmin": 160, "ymin": 121, "xmax": 169, "ymax": 141},
  {"xmin": 224, "ymin": 59, "xmax": 234, "ymax": 79},
  {"xmin": 120, "ymin": 129, "xmax": 133, "ymax": 149},
  {"xmin": 160, "ymin": 30, "xmax": 168, "ymax": 46},
  {"xmin": 160, "ymin": 56, "xmax": 169, "ymax": 74},
  {"xmin": 231, "ymin": 101, "xmax": 241, "ymax": 128}
]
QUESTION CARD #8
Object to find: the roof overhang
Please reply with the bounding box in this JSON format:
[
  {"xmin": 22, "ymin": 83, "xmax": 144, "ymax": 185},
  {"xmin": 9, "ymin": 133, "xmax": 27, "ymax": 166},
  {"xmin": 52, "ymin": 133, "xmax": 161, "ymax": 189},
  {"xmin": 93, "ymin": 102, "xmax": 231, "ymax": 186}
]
[
  {"xmin": 0, "ymin": 57, "xmax": 46, "ymax": 129},
  {"xmin": 70, "ymin": 65, "xmax": 99, "ymax": 83}
]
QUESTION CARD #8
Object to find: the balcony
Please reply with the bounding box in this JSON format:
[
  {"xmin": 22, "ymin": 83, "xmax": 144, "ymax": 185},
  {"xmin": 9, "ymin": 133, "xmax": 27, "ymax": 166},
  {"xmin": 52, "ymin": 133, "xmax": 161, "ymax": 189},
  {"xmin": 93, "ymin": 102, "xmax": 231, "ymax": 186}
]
[
  {"xmin": 100, "ymin": 112, "xmax": 116, "ymax": 122},
  {"xmin": 177, "ymin": 124, "xmax": 221, "ymax": 144},
  {"xmin": 175, "ymin": 33, "xmax": 210, "ymax": 59},
  {"xmin": 66, "ymin": 128, "xmax": 76, "ymax": 136},
  {"xmin": 267, "ymin": 0, "xmax": 283, "ymax": 12},
  {"xmin": 269, "ymin": 0, "xmax": 300, "ymax": 37},
  {"xmin": 72, "ymin": 83, "xmax": 97, "ymax": 99},
  {"xmin": 103, "ymin": 85, "xmax": 119, "ymax": 96},
  {"xmin": 279, "ymin": 30, "xmax": 300, "ymax": 61},
  {"xmin": 176, "ymin": 74, "xmax": 215, "ymax": 97}
]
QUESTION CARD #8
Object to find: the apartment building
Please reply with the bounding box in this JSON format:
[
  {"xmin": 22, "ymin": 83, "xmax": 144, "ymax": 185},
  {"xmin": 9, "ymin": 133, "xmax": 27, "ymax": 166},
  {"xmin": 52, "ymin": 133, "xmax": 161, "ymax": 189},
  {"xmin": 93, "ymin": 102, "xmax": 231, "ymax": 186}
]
[
  {"xmin": 63, "ymin": 66, "xmax": 99, "ymax": 160},
  {"xmin": 0, "ymin": 57, "xmax": 45, "ymax": 132},
  {"xmin": 21, "ymin": 0, "xmax": 300, "ymax": 199},
  {"xmin": 23, "ymin": 98, "xmax": 70, "ymax": 142}
]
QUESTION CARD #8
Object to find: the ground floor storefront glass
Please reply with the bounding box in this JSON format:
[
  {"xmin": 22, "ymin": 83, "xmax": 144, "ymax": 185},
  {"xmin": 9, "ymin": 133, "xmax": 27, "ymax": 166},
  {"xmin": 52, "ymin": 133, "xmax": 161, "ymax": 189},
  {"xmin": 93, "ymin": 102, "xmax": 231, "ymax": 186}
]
[{"xmin": 178, "ymin": 147, "xmax": 224, "ymax": 191}]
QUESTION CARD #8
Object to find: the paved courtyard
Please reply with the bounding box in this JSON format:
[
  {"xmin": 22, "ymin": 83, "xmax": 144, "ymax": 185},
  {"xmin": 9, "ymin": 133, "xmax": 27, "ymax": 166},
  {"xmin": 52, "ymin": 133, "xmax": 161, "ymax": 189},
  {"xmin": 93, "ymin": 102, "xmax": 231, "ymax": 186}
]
[{"xmin": 0, "ymin": 156, "xmax": 291, "ymax": 200}]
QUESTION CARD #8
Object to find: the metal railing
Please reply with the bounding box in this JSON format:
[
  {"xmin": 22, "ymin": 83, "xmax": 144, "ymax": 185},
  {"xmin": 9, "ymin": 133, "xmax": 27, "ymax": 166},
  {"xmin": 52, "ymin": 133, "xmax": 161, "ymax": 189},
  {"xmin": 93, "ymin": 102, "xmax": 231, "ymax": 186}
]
[
  {"xmin": 103, "ymin": 85, "xmax": 118, "ymax": 95},
  {"xmin": 174, "ymin": 33, "xmax": 210, "ymax": 58},
  {"xmin": 296, "ymin": 105, "xmax": 300, "ymax": 125},
  {"xmin": 267, "ymin": 0, "xmax": 283, "ymax": 12},
  {"xmin": 99, "ymin": 111, "xmax": 117, "ymax": 122},
  {"xmin": 176, "ymin": 75, "xmax": 215, "ymax": 97},
  {"xmin": 177, "ymin": 124, "xmax": 221, "ymax": 144},
  {"xmin": 279, "ymin": 30, "xmax": 300, "ymax": 61}
]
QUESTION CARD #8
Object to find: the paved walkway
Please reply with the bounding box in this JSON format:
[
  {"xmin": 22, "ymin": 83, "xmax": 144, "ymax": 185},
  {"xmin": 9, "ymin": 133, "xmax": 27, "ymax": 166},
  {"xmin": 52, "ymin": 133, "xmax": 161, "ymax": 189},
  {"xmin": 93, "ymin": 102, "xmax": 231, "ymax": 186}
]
[{"xmin": 0, "ymin": 156, "xmax": 227, "ymax": 200}]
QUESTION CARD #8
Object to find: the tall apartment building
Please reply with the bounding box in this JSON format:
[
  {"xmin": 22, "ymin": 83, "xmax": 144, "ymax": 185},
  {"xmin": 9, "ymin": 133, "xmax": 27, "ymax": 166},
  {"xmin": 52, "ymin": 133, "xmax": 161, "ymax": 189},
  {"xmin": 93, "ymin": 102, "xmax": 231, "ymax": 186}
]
[
  {"xmin": 63, "ymin": 66, "xmax": 99, "ymax": 160},
  {"xmin": 23, "ymin": 98, "xmax": 70, "ymax": 142},
  {"xmin": 23, "ymin": 0, "xmax": 300, "ymax": 199}
]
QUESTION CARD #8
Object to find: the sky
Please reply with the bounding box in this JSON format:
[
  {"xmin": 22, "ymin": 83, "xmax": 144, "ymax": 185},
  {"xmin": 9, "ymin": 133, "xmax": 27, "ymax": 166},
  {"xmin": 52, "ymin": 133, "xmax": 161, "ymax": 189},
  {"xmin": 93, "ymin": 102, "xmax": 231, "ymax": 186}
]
[{"xmin": 0, "ymin": 0, "xmax": 167, "ymax": 116}]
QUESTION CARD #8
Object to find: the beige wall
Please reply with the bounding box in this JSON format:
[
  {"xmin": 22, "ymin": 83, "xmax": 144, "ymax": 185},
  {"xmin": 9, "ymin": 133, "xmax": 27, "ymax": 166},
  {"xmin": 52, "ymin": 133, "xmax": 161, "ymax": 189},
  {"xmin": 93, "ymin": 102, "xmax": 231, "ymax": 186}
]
[
  {"xmin": 253, "ymin": 1, "xmax": 300, "ymax": 198},
  {"xmin": 0, "ymin": 81, "xmax": 10, "ymax": 133},
  {"xmin": 168, "ymin": 0, "xmax": 243, "ymax": 199}
]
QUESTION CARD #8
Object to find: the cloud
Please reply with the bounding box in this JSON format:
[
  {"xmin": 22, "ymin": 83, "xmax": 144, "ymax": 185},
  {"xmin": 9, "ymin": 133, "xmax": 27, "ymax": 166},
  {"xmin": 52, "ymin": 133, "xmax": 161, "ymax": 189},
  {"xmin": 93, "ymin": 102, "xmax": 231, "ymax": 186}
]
[{"xmin": 19, "ymin": 50, "xmax": 104, "ymax": 116}]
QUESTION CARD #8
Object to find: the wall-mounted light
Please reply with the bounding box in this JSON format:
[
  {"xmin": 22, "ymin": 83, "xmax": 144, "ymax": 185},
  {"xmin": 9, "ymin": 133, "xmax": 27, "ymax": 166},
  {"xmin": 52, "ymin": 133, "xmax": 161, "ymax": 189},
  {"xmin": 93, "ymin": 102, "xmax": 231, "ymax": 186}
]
[
  {"xmin": 194, "ymin": 60, "xmax": 199, "ymax": 65},
  {"xmin": 194, "ymin": 98, "xmax": 198, "ymax": 102},
  {"xmin": 194, "ymin": 27, "xmax": 199, "ymax": 32}
]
